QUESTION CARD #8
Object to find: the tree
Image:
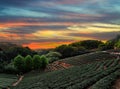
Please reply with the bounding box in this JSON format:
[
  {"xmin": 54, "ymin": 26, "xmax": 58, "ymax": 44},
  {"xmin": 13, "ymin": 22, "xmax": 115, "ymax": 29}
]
[
  {"xmin": 24, "ymin": 55, "xmax": 33, "ymax": 72},
  {"xmin": 4, "ymin": 46, "xmax": 37, "ymax": 62},
  {"xmin": 13, "ymin": 55, "xmax": 25, "ymax": 73},
  {"xmin": 105, "ymin": 40, "xmax": 115, "ymax": 49},
  {"xmin": 80, "ymin": 40, "xmax": 103, "ymax": 49},
  {"xmin": 55, "ymin": 45, "xmax": 76, "ymax": 58},
  {"xmin": 33, "ymin": 55, "xmax": 42, "ymax": 69},
  {"xmin": 115, "ymin": 40, "xmax": 120, "ymax": 48},
  {"xmin": 105, "ymin": 35, "xmax": 120, "ymax": 49},
  {"xmin": 40, "ymin": 55, "xmax": 48, "ymax": 69},
  {"xmin": 46, "ymin": 51, "xmax": 62, "ymax": 63}
]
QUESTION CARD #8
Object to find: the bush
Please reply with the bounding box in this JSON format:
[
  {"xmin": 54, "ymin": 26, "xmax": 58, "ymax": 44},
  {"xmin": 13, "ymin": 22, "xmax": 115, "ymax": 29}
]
[
  {"xmin": 33, "ymin": 55, "xmax": 42, "ymax": 69},
  {"xmin": 24, "ymin": 55, "xmax": 33, "ymax": 72},
  {"xmin": 115, "ymin": 40, "xmax": 120, "ymax": 48},
  {"xmin": 46, "ymin": 51, "xmax": 62, "ymax": 63},
  {"xmin": 13, "ymin": 55, "xmax": 25, "ymax": 73},
  {"xmin": 4, "ymin": 63, "xmax": 18, "ymax": 74},
  {"xmin": 12, "ymin": 54, "xmax": 49, "ymax": 73},
  {"xmin": 40, "ymin": 55, "xmax": 48, "ymax": 69},
  {"xmin": 55, "ymin": 45, "xmax": 76, "ymax": 58},
  {"xmin": 0, "ymin": 62, "xmax": 5, "ymax": 73},
  {"xmin": 98, "ymin": 43, "xmax": 108, "ymax": 50}
]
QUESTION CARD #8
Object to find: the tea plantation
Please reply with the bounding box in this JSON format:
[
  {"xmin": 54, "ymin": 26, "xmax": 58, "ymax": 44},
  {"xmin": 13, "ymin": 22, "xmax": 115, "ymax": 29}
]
[
  {"xmin": 11, "ymin": 58, "xmax": 120, "ymax": 89},
  {"xmin": 60, "ymin": 51, "xmax": 117, "ymax": 66},
  {"xmin": 0, "ymin": 74, "xmax": 17, "ymax": 88}
]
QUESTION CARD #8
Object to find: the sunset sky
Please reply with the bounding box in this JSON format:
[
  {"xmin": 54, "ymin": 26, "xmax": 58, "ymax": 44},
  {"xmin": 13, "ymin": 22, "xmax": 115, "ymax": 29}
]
[{"xmin": 0, "ymin": 0, "xmax": 120, "ymax": 49}]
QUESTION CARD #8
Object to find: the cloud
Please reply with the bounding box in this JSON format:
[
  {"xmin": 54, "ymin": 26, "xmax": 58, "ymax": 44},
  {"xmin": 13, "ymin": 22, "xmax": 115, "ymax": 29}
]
[
  {"xmin": 0, "ymin": 0, "xmax": 120, "ymax": 49},
  {"xmin": 67, "ymin": 31, "xmax": 120, "ymax": 40}
]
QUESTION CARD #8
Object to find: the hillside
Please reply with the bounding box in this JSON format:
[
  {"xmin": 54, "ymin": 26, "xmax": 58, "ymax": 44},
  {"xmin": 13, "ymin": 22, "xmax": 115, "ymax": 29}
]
[
  {"xmin": 59, "ymin": 51, "xmax": 118, "ymax": 66},
  {"xmin": 0, "ymin": 74, "xmax": 18, "ymax": 88},
  {"xmin": 11, "ymin": 58, "xmax": 120, "ymax": 89},
  {"xmin": 0, "ymin": 42, "xmax": 20, "ymax": 51},
  {"xmin": 1, "ymin": 50, "xmax": 120, "ymax": 89}
]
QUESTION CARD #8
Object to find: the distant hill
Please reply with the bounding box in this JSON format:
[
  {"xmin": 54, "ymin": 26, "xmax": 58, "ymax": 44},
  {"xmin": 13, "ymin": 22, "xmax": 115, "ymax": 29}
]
[{"xmin": 0, "ymin": 42, "xmax": 20, "ymax": 51}]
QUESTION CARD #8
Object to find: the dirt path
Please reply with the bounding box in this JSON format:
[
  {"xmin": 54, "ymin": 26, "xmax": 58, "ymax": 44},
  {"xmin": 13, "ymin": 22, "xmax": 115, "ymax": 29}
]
[
  {"xmin": 112, "ymin": 78, "xmax": 120, "ymax": 89},
  {"xmin": 12, "ymin": 75, "xmax": 24, "ymax": 86}
]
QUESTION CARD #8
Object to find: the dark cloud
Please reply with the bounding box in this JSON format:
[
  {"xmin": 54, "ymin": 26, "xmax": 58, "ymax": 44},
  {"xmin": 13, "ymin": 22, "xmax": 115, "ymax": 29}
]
[
  {"xmin": 2, "ymin": 25, "xmax": 67, "ymax": 34},
  {"xmin": 0, "ymin": 0, "xmax": 120, "ymax": 48},
  {"xmin": 67, "ymin": 31, "xmax": 120, "ymax": 40},
  {"xmin": 0, "ymin": 37, "xmax": 74, "ymax": 45}
]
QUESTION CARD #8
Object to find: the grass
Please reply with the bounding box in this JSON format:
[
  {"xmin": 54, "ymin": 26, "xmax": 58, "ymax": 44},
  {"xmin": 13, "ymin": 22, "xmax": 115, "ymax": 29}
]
[{"xmin": 0, "ymin": 74, "xmax": 18, "ymax": 88}]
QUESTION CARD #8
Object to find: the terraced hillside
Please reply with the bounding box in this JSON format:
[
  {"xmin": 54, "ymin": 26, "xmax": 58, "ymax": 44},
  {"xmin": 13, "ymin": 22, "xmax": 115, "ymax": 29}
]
[
  {"xmin": 59, "ymin": 51, "xmax": 118, "ymax": 66},
  {"xmin": 11, "ymin": 58, "xmax": 120, "ymax": 89},
  {"xmin": 0, "ymin": 74, "xmax": 18, "ymax": 88},
  {"xmin": 45, "ymin": 61, "xmax": 72, "ymax": 71}
]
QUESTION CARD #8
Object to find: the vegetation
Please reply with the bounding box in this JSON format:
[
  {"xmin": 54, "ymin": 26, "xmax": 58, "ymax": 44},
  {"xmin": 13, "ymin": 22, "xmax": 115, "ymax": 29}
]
[
  {"xmin": 40, "ymin": 55, "xmax": 49, "ymax": 69},
  {"xmin": 0, "ymin": 35, "xmax": 120, "ymax": 89},
  {"xmin": 13, "ymin": 54, "xmax": 49, "ymax": 73},
  {"xmin": 11, "ymin": 58, "xmax": 120, "ymax": 89},
  {"xmin": 70, "ymin": 40, "xmax": 103, "ymax": 49},
  {"xmin": 0, "ymin": 74, "xmax": 18, "ymax": 88},
  {"xmin": 46, "ymin": 51, "xmax": 62, "ymax": 63},
  {"xmin": 60, "ymin": 51, "xmax": 116, "ymax": 66},
  {"xmin": 55, "ymin": 45, "xmax": 76, "ymax": 58},
  {"xmin": 0, "ymin": 46, "xmax": 37, "ymax": 62},
  {"xmin": 24, "ymin": 55, "xmax": 33, "ymax": 72},
  {"xmin": 33, "ymin": 55, "xmax": 43, "ymax": 69},
  {"xmin": 14, "ymin": 55, "xmax": 25, "ymax": 73},
  {"xmin": 99, "ymin": 35, "xmax": 120, "ymax": 50},
  {"xmin": 115, "ymin": 40, "xmax": 120, "ymax": 48}
]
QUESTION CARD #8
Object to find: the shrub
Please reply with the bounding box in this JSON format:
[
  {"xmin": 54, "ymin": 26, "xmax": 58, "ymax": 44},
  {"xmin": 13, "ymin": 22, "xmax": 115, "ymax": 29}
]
[
  {"xmin": 0, "ymin": 62, "xmax": 5, "ymax": 73},
  {"xmin": 55, "ymin": 45, "xmax": 76, "ymax": 58},
  {"xmin": 13, "ymin": 55, "xmax": 25, "ymax": 73},
  {"xmin": 46, "ymin": 51, "xmax": 62, "ymax": 63},
  {"xmin": 40, "ymin": 55, "xmax": 48, "ymax": 69},
  {"xmin": 24, "ymin": 55, "xmax": 33, "ymax": 72},
  {"xmin": 115, "ymin": 40, "xmax": 120, "ymax": 48},
  {"xmin": 4, "ymin": 63, "xmax": 18, "ymax": 74},
  {"xmin": 33, "ymin": 55, "xmax": 42, "ymax": 69}
]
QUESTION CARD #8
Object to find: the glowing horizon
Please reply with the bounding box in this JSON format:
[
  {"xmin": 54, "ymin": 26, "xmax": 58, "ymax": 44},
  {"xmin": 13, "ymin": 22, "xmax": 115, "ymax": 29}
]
[{"xmin": 0, "ymin": 0, "xmax": 120, "ymax": 49}]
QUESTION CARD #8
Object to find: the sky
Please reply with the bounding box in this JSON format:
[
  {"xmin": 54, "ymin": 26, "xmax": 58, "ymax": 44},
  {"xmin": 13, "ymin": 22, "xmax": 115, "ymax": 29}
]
[{"xmin": 0, "ymin": 0, "xmax": 120, "ymax": 49}]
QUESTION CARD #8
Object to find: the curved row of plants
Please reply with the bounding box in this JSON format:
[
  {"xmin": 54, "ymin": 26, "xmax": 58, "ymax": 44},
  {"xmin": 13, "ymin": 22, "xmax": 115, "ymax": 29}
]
[{"xmin": 11, "ymin": 58, "xmax": 120, "ymax": 89}]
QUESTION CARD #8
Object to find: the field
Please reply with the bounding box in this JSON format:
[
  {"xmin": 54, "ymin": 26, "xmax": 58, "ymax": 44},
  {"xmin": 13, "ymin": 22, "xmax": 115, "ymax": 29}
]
[
  {"xmin": 0, "ymin": 74, "xmax": 18, "ymax": 88},
  {"xmin": 59, "ymin": 51, "xmax": 117, "ymax": 66},
  {"xmin": 11, "ymin": 57, "xmax": 120, "ymax": 89}
]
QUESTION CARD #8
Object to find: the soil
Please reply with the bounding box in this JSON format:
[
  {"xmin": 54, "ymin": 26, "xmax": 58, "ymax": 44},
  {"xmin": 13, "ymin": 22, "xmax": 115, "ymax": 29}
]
[{"xmin": 112, "ymin": 78, "xmax": 120, "ymax": 89}]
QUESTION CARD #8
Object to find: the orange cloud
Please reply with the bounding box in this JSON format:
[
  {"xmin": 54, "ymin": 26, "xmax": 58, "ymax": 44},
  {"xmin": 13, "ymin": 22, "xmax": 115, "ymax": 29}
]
[
  {"xmin": 0, "ymin": 21, "xmax": 77, "ymax": 29},
  {"xmin": 22, "ymin": 41, "xmax": 73, "ymax": 50}
]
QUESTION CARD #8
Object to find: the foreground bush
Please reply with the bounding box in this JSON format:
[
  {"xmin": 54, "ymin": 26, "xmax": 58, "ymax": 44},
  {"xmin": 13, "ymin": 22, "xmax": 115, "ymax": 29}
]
[
  {"xmin": 13, "ymin": 54, "xmax": 49, "ymax": 74},
  {"xmin": 33, "ymin": 55, "xmax": 43, "ymax": 69},
  {"xmin": 13, "ymin": 55, "xmax": 25, "ymax": 73},
  {"xmin": 24, "ymin": 55, "xmax": 33, "ymax": 72},
  {"xmin": 4, "ymin": 63, "xmax": 18, "ymax": 74},
  {"xmin": 40, "ymin": 55, "xmax": 48, "ymax": 69}
]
